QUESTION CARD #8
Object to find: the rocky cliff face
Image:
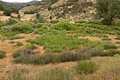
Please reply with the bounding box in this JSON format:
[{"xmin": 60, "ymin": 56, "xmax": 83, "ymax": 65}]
[{"xmin": 21, "ymin": 0, "xmax": 96, "ymax": 21}]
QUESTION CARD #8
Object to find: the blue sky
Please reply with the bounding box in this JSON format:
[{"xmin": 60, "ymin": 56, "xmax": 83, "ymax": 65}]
[{"xmin": 2, "ymin": 0, "xmax": 41, "ymax": 3}]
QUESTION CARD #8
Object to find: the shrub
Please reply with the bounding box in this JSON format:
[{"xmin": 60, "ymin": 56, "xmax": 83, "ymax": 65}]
[
  {"xmin": 101, "ymin": 50, "xmax": 120, "ymax": 56},
  {"xmin": 36, "ymin": 13, "xmax": 45, "ymax": 23},
  {"xmin": 102, "ymin": 37, "xmax": 111, "ymax": 41},
  {"xmin": 0, "ymin": 21, "xmax": 4, "ymax": 28},
  {"xmin": 80, "ymin": 48, "xmax": 102, "ymax": 57},
  {"xmin": 17, "ymin": 14, "xmax": 21, "ymax": 19},
  {"xmin": 12, "ymin": 50, "xmax": 21, "ymax": 58},
  {"xmin": 0, "ymin": 51, "xmax": 6, "ymax": 59},
  {"xmin": 13, "ymin": 52, "xmax": 90, "ymax": 65},
  {"xmin": 51, "ymin": 20, "xmax": 75, "ymax": 30},
  {"xmin": 3, "ymin": 8, "xmax": 12, "ymax": 16},
  {"xmin": 76, "ymin": 61, "xmax": 97, "ymax": 74},
  {"xmin": 36, "ymin": 23, "xmax": 44, "ymax": 28},
  {"xmin": 11, "ymin": 22, "xmax": 33, "ymax": 33},
  {"xmin": 50, "ymin": 19, "xmax": 59, "ymax": 24},
  {"xmin": 16, "ymin": 42, "xmax": 23, "ymax": 47},
  {"xmin": 115, "ymin": 36, "xmax": 120, "ymax": 40},
  {"xmin": 6, "ymin": 18, "xmax": 17, "ymax": 25},
  {"xmin": 36, "ymin": 13, "xmax": 40, "ymax": 19},
  {"xmin": 104, "ymin": 44, "xmax": 118, "ymax": 50},
  {"xmin": 26, "ymin": 44, "xmax": 36, "ymax": 50},
  {"xmin": 35, "ymin": 68, "xmax": 72, "ymax": 80},
  {"xmin": 114, "ymin": 54, "xmax": 120, "ymax": 58},
  {"xmin": 3, "ymin": 68, "xmax": 26, "ymax": 80},
  {"xmin": 24, "ymin": 11, "xmax": 30, "ymax": 14},
  {"xmin": 75, "ymin": 20, "xmax": 88, "ymax": 23}
]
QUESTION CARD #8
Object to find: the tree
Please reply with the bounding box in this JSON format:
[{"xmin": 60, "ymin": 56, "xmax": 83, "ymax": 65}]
[
  {"xmin": 96, "ymin": 0, "xmax": 120, "ymax": 25},
  {"xmin": 3, "ymin": 8, "xmax": 12, "ymax": 16},
  {"xmin": 0, "ymin": 4, "xmax": 4, "ymax": 11},
  {"xmin": 17, "ymin": 14, "xmax": 21, "ymax": 19},
  {"xmin": 51, "ymin": 0, "xmax": 59, "ymax": 4}
]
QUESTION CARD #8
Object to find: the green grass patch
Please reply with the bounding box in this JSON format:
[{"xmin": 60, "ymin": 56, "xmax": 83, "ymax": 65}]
[{"xmin": 76, "ymin": 61, "xmax": 97, "ymax": 74}]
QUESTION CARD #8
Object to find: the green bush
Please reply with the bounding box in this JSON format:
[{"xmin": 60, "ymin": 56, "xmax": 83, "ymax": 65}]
[
  {"xmin": 104, "ymin": 44, "xmax": 118, "ymax": 50},
  {"xmin": 6, "ymin": 18, "xmax": 17, "ymax": 25},
  {"xmin": 101, "ymin": 50, "xmax": 120, "ymax": 56},
  {"xmin": 50, "ymin": 19, "xmax": 59, "ymax": 24},
  {"xmin": 3, "ymin": 8, "xmax": 12, "ymax": 16},
  {"xmin": 12, "ymin": 50, "xmax": 21, "ymax": 58},
  {"xmin": 26, "ymin": 44, "xmax": 36, "ymax": 50},
  {"xmin": 76, "ymin": 61, "xmax": 97, "ymax": 74},
  {"xmin": 11, "ymin": 22, "xmax": 33, "ymax": 33},
  {"xmin": 24, "ymin": 11, "xmax": 30, "ymax": 14},
  {"xmin": 16, "ymin": 42, "xmax": 23, "ymax": 47},
  {"xmin": 36, "ymin": 13, "xmax": 45, "ymax": 23},
  {"xmin": 14, "ymin": 52, "xmax": 90, "ymax": 65},
  {"xmin": 35, "ymin": 68, "xmax": 72, "ymax": 80},
  {"xmin": 75, "ymin": 20, "xmax": 88, "ymax": 23},
  {"xmin": 51, "ymin": 20, "xmax": 75, "ymax": 30},
  {"xmin": 0, "ymin": 51, "xmax": 6, "ymax": 59},
  {"xmin": 36, "ymin": 23, "xmax": 44, "ymax": 28},
  {"xmin": 0, "ymin": 21, "xmax": 4, "ymax": 28}
]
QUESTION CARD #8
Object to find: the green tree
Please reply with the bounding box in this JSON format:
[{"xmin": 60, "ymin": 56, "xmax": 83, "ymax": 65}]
[
  {"xmin": 17, "ymin": 14, "xmax": 21, "ymax": 19},
  {"xmin": 0, "ymin": 4, "xmax": 4, "ymax": 11},
  {"xmin": 96, "ymin": 0, "xmax": 120, "ymax": 25},
  {"xmin": 3, "ymin": 8, "xmax": 12, "ymax": 16},
  {"xmin": 51, "ymin": 0, "xmax": 58, "ymax": 4}
]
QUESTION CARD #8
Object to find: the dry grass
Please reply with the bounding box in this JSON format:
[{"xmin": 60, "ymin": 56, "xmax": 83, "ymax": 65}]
[{"xmin": 0, "ymin": 32, "xmax": 120, "ymax": 80}]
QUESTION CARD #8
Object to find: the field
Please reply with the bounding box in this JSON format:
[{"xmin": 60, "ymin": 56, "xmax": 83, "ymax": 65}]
[{"xmin": 0, "ymin": 19, "xmax": 120, "ymax": 80}]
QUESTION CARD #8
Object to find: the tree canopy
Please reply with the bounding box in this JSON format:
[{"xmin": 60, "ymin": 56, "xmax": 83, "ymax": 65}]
[{"xmin": 96, "ymin": 0, "xmax": 120, "ymax": 25}]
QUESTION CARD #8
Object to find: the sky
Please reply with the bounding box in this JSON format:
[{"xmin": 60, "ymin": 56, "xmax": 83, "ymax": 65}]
[{"xmin": 1, "ymin": 0, "xmax": 41, "ymax": 3}]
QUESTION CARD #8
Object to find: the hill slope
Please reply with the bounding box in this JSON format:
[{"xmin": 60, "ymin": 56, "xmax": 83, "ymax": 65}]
[{"xmin": 21, "ymin": 0, "xmax": 96, "ymax": 21}]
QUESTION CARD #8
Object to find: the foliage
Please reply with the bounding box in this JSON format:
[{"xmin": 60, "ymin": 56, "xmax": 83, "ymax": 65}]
[
  {"xmin": 13, "ymin": 51, "xmax": 89, "ymax": 64},
  {"xmin": 12, "ymin": 50, "xmax": 21, "ymax": 58},
  {"xmin": 35, "ymin": 68, "xmax": 72, "ymax": 80},
  {"xmin": 17, "ymin": 14, "xmax": 21, "ymax": 19},
  {"xmin": 76, "ymin": 61, "xmax": 97, "ymax": 74},
  {"xmin": 51, "ymin": 0, "xmax": 59, "ymax": 4},
  {"xmin": 35, "ymin": 13, "xmax": 45, "ymax": 23},
  {"xmin": 26, "ymin": 44, "xmax": 36, "ymax": 50},
  {"xmin": 3, "ymin": 8, "xmax": 12, "ymax": 16},
  {"xmin": 51, "ymin": 20, "xmax": 75, "ymax": 30},
  {"xmin": 3, "ymin": 68, "xmax": 26, "ymax": 80},
  {"xmin": 6, "ymin": 18, "xmax": 17, "ymax": 25},
  {"xmin": 0, "ymin": 51, "xmax": 6, "ymax": 59},
  {"xmin": 0, "ymin": 21, "xmax": 4, "ymax": 28},
  {"xmin": 0, "ymin": 4, "xmax": 5, "ymax": 11},
  {"xmin": 16, "ymin": 42, "xmax": 23, "ymax": 47},
  {"xmin": 101, "ymin": 50, "xmax": 120, "ymax": 56},
  {"xmin": 11, "ymin": 22, "xmax": 33, "ymax": 33},
  {"xmin": 96, "ymin": 0, "xmax": 120, "ymax": 25},
  {"xmin": 104, "ymin": 44, "xmax": 118, "ymax": 50}
]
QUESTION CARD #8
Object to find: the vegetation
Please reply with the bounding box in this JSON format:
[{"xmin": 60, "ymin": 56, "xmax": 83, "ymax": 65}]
[
  {"xmin": 3, "ymin": 8, "xmax": 12, "ymax": 16},
  {"xmin": 11, "ymin": 22, "xmax": 33, "ymax": 33},
  {"xmin": 16, "ymin": 42, "xmax": 23, "ymax": 47},
  {"xmin": 35, "ymin": 68, "xmax": 72, "ymax": 80},
  {"xmin": 13, "ymin": 51, "xmax": 89, "ymax": 64},
  {"xmin": 96, "ymin": 0, "xmax": 120, "ymax": 25},
  {"xmin": 76, "ymin": 61, "xmax": 97, "ymax": 74},
  {"xmin": 0, "ymin": 51, "xmax": 6, "ymax": 59}
]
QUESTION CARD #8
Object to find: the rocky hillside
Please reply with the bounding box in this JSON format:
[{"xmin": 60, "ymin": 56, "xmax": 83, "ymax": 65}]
[{"xmin": 21, "ymin": 0, "xmax": 96, "ymax": 21}]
